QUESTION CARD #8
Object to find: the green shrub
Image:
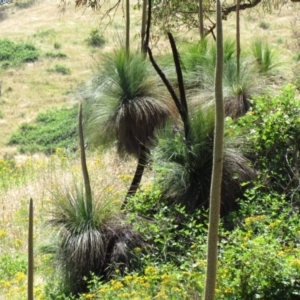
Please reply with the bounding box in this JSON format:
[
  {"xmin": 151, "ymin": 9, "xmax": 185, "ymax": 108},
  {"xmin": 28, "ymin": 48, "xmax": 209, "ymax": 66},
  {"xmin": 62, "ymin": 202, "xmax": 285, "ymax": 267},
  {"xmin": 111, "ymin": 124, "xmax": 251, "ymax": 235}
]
[
  {"xmin": 85, "ymin": 29, "xmax": 105, "ymax": 47},
  {"xmin": 8, "ymin": 106, "xmax": 78, "ymax": 154},
  {"xmin": 259, "ymin": 21, "xmax": 270, "ymax": 29},
  {"xmin": 127, "ymin": 187, "xmax": 208, "ymax": 266},
  {"xmin": 44, "ymin": 51, "xmax": 67, "ymax": 59},
  {"xmin": 0, "ymin": 252, "xmax": 27, "ymax": 280},
  {"xmin": 14, "ymin": 0, "xmax": 36, "ymax": 9},
  {"xmin": 0, "ymin": 39, "xmax": 39, "ymax": 69},
  {"xmin": 47, "ymin": 64, "xmax": 71, "ymax": 75},
  {"xmin": 33, "ymin": 29, "xmax": 56, "ymax": 39},
  {"xmin": 227, "ymin": 85, "xmax": 300, "ymax": 204},
  {"xmin": 54, "ymin": 42, "xmax": 61, "ymax": 49}
]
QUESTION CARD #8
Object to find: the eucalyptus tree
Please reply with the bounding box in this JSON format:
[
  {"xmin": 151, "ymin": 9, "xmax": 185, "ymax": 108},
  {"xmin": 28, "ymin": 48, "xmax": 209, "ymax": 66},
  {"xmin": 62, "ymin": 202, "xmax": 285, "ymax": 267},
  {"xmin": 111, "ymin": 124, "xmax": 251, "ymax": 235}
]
[{"xmin": 151, "ymin": 0, "xmax": 281, "ymax": 38}]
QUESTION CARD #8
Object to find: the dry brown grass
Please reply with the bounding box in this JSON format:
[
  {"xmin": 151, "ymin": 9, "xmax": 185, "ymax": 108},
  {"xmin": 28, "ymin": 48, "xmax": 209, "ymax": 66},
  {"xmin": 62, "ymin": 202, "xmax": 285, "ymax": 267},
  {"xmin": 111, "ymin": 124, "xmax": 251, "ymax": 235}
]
[{"xmin": 0, "ymin": 147, "xmax": 153, "ymax": 252}]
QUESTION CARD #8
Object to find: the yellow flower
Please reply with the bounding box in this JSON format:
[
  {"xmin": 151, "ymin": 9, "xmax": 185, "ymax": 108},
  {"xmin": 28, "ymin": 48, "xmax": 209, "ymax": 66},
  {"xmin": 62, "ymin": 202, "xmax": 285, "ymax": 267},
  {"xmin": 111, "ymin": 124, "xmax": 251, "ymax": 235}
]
[
  {"xmin": 133, "ymin": 247, "xmax": 141, "ymax": 253},
  {"xmin": 111, "ymin": 280, "xmax": 123, "ymax": 290},
  {"xmin": 291, "ymin": 259, "xmax": 300, "ymax": 269},
  {"xmin": 224, "ymin": 287, "xmax": 233, "ymax": 294},
  {"xmin": 144, "ymin": 266, "xmax": 157, "ymax": 275},
  {"xmin": 155, "ymin": 291, "xmax": 168, "ymax": 299},
  {"xmin": 3, "ymin": 281, "xmax": 11, "ymax": 287},
  {"xmin": 124, "ymin": 275, "xmax": 133, "ymax": 284},
  {"xmin": 83, "ymin": 293, "xmax": 94, "ymax": 299},
  {"xmin": 119, "ymin": 174, "xmax": 133, "ymax": 182},
  {"xmin": 190, "ymin": 244, "xmax": 197, "ymax": 249},
  {"xmin": 97, "ymin": 287, "xmax": 108, "ymax": 294},
  {"xmin": 268, "ymin": 219, "xmax": 282, "ymax": 229},
  {"xmin": 133, "ymin": 276, "xmax": 145, "ymax": 284},
  {"xmin": 0, "ymin": 230, "xmax": 7, "ymax": 238},
  {"xmin": 15, "ymin": 239, "xmax": 23, "ymax": 249},
  {"xmin": 15, "ymin": 272, "xmax": 26, "ymax": 282},
  {"xmin": 245, "ymin": 215, "xmax": 265, "ymax": 226},
  {"xmin": 276, "ymin": 251, "xmax": 285, "ymax": 257}
]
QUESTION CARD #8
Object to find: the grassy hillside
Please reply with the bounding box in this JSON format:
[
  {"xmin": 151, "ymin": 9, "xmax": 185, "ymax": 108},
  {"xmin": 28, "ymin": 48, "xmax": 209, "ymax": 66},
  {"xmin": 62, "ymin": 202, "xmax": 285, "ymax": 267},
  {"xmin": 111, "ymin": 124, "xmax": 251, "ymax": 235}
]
[
  {"xmin": 0, "ymin": 0, "xmax": 299, "ymax": 157},
  {"xmin": 1, "ymin": 1, "xmax": 300, "ymax": 299},
  {"xmin": 0, "ymin": 0, "xmax": 143, "ymax": 156}
]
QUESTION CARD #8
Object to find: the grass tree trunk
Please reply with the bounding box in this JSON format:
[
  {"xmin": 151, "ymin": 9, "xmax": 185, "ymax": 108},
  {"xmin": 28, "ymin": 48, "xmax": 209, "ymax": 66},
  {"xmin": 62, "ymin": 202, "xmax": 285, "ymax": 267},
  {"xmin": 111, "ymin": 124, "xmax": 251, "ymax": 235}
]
[
  {"xmin": 126, "ymin": 0, "xmax": 130, "ymax": 54},
  {"xmin": 199, "ymin": 0, "xmax": 204, "ymax": 40},
  {"xmin": 78, "ymin": 102, "xmax": 93, "ymax": 214},
  {"xmin": 122, "ymin": 143, "xmax": 148, "ymax": 209},
  {"xmin": 28, "ymin": 198, "xmax": 34, "ymax": 300},
  {"xmin": 236, "ymin": 0, "xmax": 241, "ymax": 81},
  {"xmin": 204, "ymin": 0, "xmax": 224, "ymax": 298}
]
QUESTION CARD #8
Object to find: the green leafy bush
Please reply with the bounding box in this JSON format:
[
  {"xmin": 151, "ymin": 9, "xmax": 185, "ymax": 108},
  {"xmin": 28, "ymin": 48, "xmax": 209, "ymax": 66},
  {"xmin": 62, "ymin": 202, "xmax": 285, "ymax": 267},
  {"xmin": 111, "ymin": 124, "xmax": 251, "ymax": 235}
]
[
  {"xmin": 85, "ymin": 29, "xmax": 105, "ymax": 48},
  {"xmin": 47, "ymin": 64, "xmax": 71, "ymax": 75},
  {"xmin": 227, "ymin": 85, "xmax": 300, "ymax": 204},
  {"xmin": 54, "ymin": 42, "xmax": 61, "ymax": 49},
  {"xmin": 14, "ymin": 0, "xmax": 36, "ymax": 9},
  {"xmin": 44, "ymin": 51, "xmax": 67, "ymax": 59},
  {"xmin": 259, "ymin": 21, "xmax": 270, "ymax": 29},
  {"xmin": 8, "ymin": 106, "xmax": 78, "ymax": 154},
  {"xmin": 0, "ymin": 252, "xmax": 27, "ymax": 280},
  {"xmin": 0, "ymin": 39, "xmax": 39, "ymax": 69}
]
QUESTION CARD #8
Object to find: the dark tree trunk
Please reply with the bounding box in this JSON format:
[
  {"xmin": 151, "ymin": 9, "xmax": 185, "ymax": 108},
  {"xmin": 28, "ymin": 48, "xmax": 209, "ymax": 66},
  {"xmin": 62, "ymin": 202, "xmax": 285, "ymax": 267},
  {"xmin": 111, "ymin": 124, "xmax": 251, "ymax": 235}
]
[
  {"xmin": 126, "ymin": 0, "xmax": 130, "ymax": 54},
  {"xmin": 122, "ymin": 143, "xmax": 149, "ymax": 209}
]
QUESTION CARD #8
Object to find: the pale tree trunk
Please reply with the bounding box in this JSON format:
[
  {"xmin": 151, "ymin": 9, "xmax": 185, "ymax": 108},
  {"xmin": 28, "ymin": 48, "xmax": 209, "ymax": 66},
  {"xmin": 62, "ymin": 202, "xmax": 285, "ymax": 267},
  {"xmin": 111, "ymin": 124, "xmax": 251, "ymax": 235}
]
[
  {"xmin": 204, "ymin": 0, "xmax": 224, "ymax": 298},
  {"xmin": 236, "ymin": 0, "xmax": 241, "ymax": 81},
  {"xmin": 78, "ymin": 102, "xmax": 93, "ymax": 214},
  {"xmin": 28, "ymin": 198, "xmax": 34, "ymax": 300},
  {"xmin": 126, "ymin": 0, "xmax": 130, "ymax": 54},
  {"xmin": 199, "ymin": 0, "xmax": 204, "ymax": 40},
  {"xmin": 141, "ymin": 0, "xmax": 147, "ymax": 52}
]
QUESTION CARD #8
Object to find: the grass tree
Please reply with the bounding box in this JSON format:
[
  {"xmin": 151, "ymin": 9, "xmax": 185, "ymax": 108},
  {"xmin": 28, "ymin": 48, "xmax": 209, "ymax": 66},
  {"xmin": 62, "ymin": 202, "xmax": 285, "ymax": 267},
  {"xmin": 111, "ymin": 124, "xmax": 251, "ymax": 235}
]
[
  {"xmin": 82, "ymin": 48, "xmax": 172, "ymax": 207},
  {"xmin": 148, "ymin": 33, "xmax": 255, "ymax": 217},
  {"xmin": 43, "ymin": 102, "xmax": 144, "ymax": 295},
  {"xmin": 155, "ymin": 105, "xmax": 255, "ymax": 216}
]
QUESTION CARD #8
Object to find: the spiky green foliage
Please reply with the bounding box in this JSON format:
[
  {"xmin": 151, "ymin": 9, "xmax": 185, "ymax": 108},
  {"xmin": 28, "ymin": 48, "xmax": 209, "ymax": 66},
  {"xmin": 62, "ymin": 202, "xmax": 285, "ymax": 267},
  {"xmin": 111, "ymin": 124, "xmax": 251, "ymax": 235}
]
[
  {"xmin": 82, "ymin": 48, "xmax": 171, "ymax": 157},
  {"xmin": 155, "ymin": 107, "xmax": 255, "ymax": 216},
  {"xmin": 193, "ymin": 55, "xmax": 268, "ymax": 119},
  {"xmin": 44, "ymin": 182, "xmax": 144, "ymax": 295},
  {"xmin": 47, "ymin": 183, "xmax": 112, "ymax": 295},
  {"xmin": 179, "ymin": 38, "xmax": 236, "ymax": 90},
  {"xmin": 250, "ymin": 39, "xmax": 282, "ymax": 75}
]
